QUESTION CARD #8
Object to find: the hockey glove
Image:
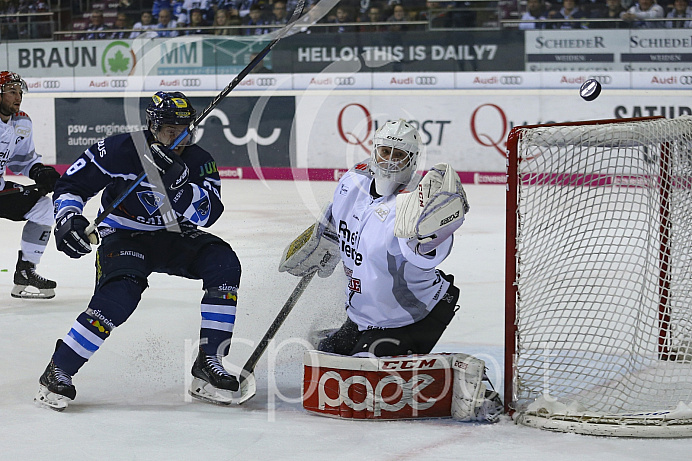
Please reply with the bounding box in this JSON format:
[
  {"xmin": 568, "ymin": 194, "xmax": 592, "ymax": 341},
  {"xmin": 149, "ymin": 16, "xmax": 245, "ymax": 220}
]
[
  {"xmin": 279, "ymin": 204, "xmax": 340, "ymax": 278},
  {"xmin": 394, "ymin": 163, "xmax": 469, "ymax": 255},
  {"xmin": 29, "ymin": 163, "xmax": 61, "ymax": 193},
  {"xmin": 144, "ymin": 143, "xmax": 189, "ymax": 191},
  {"xmin": 54, "ymin": 211, "xmax": 95, "ymax": 259}
]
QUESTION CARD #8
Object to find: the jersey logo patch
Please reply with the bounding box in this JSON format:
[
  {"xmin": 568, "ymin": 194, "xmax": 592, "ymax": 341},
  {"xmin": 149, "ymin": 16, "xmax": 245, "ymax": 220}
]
[
  {"xmin": 348, "ymin": 277, "xmax": 361, "ymax": 293},
  {"xmin": 374, "ymin": 205, "xmax": 389, "ymax": 222},
  {"xmin": 137, "ymin": 190, "xmax": 165, "ymax": 215}
]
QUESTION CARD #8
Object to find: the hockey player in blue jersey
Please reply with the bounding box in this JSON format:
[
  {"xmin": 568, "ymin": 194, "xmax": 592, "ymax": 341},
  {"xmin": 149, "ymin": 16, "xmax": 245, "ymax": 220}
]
[{"xmin": 35, "ymin": 91, "xmax": 242, "ymax": 410}]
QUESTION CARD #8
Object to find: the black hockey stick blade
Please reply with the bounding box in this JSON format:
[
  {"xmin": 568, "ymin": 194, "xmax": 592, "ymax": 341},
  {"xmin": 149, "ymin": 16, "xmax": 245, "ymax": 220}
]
[{"xmin": 233, "ymin": 270, "xmax": 316, "ymax": 404}]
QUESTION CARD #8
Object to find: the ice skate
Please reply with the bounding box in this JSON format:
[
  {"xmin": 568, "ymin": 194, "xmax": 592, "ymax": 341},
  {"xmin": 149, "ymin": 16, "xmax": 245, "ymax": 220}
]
[
  {"xmin": 189, "ymin": 347, "xmax": 239, "ymax": 405},
  {"xmin": 34, "ymin": 341, "xmax": 76, "ymax": 412},
  {"xmin": 12, "ymin": 251, "xmax": 56, "ymax": 299}
]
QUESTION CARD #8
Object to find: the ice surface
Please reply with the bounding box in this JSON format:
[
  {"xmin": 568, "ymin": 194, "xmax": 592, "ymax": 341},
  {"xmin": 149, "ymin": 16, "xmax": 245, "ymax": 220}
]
[{"xmin": 1, "ymin": 179, "xmax": 690, "ymax": 460}]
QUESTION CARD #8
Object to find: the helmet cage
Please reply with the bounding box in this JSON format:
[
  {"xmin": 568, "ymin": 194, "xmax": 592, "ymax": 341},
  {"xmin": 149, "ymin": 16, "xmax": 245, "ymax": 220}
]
[
  {"xmin": 145, "ymin": 91, "xmax": 197, "ymax": 146},
  {"xmin": 0, "ymin": 71, "xmax": 28, "ymax": 94},
  {"xmin": 370, "ymin": 119, "xmax": 421, "ymax": 194}
]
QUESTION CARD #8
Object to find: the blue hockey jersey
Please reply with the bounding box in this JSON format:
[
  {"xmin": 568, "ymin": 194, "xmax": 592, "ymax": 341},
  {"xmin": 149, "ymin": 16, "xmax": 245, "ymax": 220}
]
[{"xmin": 53, "ymin": 130, "xmax": 223, "ymax": 232}]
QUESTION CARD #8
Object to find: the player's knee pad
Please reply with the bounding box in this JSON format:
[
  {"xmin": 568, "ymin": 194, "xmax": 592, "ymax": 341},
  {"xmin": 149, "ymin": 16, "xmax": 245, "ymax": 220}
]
[
  {"xmin": 87, "ymin": 275, "xmax": 147, "ymax": 327},
  {"xmin": 198, "ymin": 244, "xmax": 241, "ymax": 291}
]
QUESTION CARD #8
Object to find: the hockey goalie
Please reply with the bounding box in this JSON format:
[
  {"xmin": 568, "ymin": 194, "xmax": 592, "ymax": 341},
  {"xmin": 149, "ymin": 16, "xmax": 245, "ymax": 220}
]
[{"xmin": 279, "ymin": 119, "xmax": 502, "ymax": 422}]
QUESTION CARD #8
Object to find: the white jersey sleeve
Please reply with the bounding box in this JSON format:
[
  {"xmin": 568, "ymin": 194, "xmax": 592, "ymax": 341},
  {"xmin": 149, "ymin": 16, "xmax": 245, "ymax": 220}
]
[
  {"xmin": 331, "ymin": 162, "xmax": 453, "ymax": 331},
  {"xmin": 0, "ymin": 111, "xmax": 42, "ymax": 188}
]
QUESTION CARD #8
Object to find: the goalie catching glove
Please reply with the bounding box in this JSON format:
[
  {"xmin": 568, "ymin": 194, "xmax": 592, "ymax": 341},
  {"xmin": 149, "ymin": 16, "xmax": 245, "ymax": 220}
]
[
  {"xmin": 394, "ymin": 163, "xmax": 469, "ymax": 255},
  {"xmin": 279, "ymin": 204, "xmax": 340, "ymax": 278}
]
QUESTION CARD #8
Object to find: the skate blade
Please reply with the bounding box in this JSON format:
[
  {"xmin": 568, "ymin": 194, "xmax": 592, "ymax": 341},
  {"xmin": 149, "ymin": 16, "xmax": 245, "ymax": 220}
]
[
  {"xmin": 34, "ymin": 385, "xmax": 69, "ymax": 412},
  {"xmin": 188, "ymin": 377, "xmax": 234, "ymax": 406},
  {"xmin": 12, "ymin": 285, "xmax": 55, "ymax": 299}
]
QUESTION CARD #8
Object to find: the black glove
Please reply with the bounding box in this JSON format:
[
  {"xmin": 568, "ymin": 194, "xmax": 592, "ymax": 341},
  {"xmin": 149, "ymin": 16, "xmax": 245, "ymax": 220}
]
[
  {"xmin": 29, "ymin": 163, "xmax": 61, "ymax": 193},
  {"xmin": 145, "ymin": 143, "xmax": 189, "ymax": 190},
  {"xmin": 54, "ymin": 211, "xmax": 94, "ymax": 259}
]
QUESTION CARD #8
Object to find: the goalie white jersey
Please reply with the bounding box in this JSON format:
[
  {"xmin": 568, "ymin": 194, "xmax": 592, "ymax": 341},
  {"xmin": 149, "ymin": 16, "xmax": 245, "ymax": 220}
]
[{"xmin": 331, "ymin": 163, "xmax": 453, "ymax": 330}]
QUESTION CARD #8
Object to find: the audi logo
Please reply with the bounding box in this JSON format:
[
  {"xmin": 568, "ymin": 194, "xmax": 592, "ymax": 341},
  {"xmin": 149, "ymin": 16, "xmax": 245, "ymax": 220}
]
[
  {"xmin": 588, "ymin": 75, "xmax": 612, "ymax": 85},
  {"xmin": 182, "ymin": 78, "xmax": 201, "ymax": 87},
  {"xmin": 110, "ymin": 79, "xmax": 128, "ymax": 88},
  {"xmin": 334, "ymin": 77, "xmax": 355, "ymax": 86},
  {"xmin": 255, "ymin": 77, "xmax": 276, "ymax": 86},
  {"xmin": 42, "ymin": 80, "xmax": 60, "ymax": 89},
  {"xmin": 680, "ymin": 76, "xmax": 692, "ymax": 84},
  {"xmin": 500, "ymin": 76, "xmax": 523, "ymax": 85},
  {"xmin": 415, "ymin": 76, "xmax": 437, "ymax": 85}
]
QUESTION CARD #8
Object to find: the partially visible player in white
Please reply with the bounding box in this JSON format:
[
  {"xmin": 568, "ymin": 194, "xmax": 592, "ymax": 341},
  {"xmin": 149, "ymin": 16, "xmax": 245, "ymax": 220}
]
[
  {"xmin": 0, "ymin": 71, "xmax": 60, "ymax": 299},
  {"xmin": 280, "ymin": 119, "xmax": 502, "ymax": 422}
]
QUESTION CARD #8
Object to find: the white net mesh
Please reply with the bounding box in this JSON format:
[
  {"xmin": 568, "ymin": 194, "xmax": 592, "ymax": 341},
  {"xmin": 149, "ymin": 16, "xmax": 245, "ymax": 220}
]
[{"xmin": 510, "ymin": 116, "xmax": 692, "ymax": 434}]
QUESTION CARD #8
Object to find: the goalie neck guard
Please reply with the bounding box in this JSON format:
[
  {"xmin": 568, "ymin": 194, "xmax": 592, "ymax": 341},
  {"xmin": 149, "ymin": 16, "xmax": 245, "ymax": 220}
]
[{"xmin": 371, "ymin": 119, "xmax": 421, "ymax": 196}]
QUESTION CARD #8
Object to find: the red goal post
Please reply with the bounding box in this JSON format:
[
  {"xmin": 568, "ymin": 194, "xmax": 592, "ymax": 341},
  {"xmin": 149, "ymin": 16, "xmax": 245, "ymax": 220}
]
[{"xmin": 504, "ymin": 116, "xmax": 692, "ymax": 437}]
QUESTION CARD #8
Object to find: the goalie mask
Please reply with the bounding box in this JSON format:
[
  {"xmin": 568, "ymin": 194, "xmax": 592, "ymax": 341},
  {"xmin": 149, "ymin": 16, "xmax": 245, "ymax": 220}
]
[
  {"xmin": 146, "ymin": 91, "xmax": 197, "ymax": 147},
  {"xmin": 371, "ymin": 119, "xmax": 421, "ymax": 196}
]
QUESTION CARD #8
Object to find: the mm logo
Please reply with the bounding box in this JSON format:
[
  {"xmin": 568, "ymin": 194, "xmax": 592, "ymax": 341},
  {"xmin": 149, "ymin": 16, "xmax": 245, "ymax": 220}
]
[
  {"xmin": 160, "ymin": 40, "xmax": 202, "ymax": 66},
  {"xmin": 101, "ymin": 41, "xmax": 136, "ymax": 76}
]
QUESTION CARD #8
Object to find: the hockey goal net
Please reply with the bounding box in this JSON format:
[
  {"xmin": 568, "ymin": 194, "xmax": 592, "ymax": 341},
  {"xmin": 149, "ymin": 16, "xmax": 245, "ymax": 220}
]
[{"xmin": 505, "ymin": 116, "xmax": 692, "ymax": 437}]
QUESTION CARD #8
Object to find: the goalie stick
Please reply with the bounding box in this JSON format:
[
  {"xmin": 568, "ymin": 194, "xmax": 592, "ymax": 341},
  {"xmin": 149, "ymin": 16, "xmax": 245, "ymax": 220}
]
[
  {"xmin": 233, "ymin": 271, "xmax": 316, "ymax": 404},
  {"xmin": 83, "ymin": 0, "xmax": 307, "ymax": 242}
]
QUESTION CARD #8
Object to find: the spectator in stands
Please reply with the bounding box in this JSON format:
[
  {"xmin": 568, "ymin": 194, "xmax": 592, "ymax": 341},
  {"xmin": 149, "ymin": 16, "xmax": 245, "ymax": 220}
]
[
  {"xmin": 417, "ymin": 1, "xmax": 451, "ymax": 28},
  {"xmin": 0, "ymin": 0, "xmax": 19, "ymax": 40},
  {"xmin": 213, "ymin": 7, "xmax": 241, "ymax": 35},
  {"xmin": 329, "ymin": 5, "xmax": 356, "ymax": 32},
  {"xmin": 243, "ymin": 4, "xmax": 270, "ymax": 34},
  {"xmin": 156, "ymin": 7, "xmax": 180, "ymax": 36},
  {"xmin": 665, "ymin": 0, "xmax": 692, "ymax": 27},
  {"xmin": 297, "ymin": 2, "xmax": 325, "ymax": 34},
  {"xmin": 518, "ymin": 0, "xmax": 548, "ymax": 29},
  {"xmin": 386, "ymin": 4, "xmax": 409, "ymax": 31},
  {"xmin": 620, "ymin": 0, "xmax": 664, "ymax": 27},
  {"xmin": 548, "ymin": 0, "xmax": 588, "ymax": 28},
  {"xmin": 110, "ymin": 12, "xmax": 131, "ymax": 39},
  {"xmin": 82, "ymin": 9, "xmax": 110, "ymax": 40},
  {"xmin": 130, "ymin": 10, "xmax": 158, "ymax": 38},
  {"xmin": 178, "ymin": 0, "xmax": 214, "ymax": 25},
  {"xmin": 185, "ymin": 7, "xmax": 210, "ymax": 33},
  {"xmin": 589, "ymin": 0, "xmax": 626, "ymax": 27},
  {"xmin": 361, "ymin": 4, "xmax": 388, "ymax": 31},
  {"xmin": 270, "ymin": 0, "xmax": 289, "ymax": 25}
]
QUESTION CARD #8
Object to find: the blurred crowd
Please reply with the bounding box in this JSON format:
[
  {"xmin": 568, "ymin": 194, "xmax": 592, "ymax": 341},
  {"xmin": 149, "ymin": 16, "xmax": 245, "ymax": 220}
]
[{"xmin": 1, "ymin": 0, "xmax": 691, "ymax": 40}]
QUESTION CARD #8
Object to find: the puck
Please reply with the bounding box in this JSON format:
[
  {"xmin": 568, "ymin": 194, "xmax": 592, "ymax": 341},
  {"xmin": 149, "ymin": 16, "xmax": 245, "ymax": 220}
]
[{"xmin": 580, "ymin": 79, "xmax": 602, "ymax": 101}]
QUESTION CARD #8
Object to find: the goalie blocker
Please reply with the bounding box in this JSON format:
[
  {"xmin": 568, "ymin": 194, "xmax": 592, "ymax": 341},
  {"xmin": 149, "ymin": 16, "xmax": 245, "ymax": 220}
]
[{"xmin": 302, "ymin": 350, "xmax": 502, "ymax": 422}]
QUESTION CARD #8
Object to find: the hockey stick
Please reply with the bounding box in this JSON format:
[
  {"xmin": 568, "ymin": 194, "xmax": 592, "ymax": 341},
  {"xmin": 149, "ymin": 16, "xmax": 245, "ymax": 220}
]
[
  {"xmin": 0, "ymin": 183, "xmax": 43, "ymax": 197},
  {"xmin": 233, "ymin": 270, "xmax": 316, "ymax": 404},
  {"xmin": 83, "ymin": 0, "xmax": 307, "ymax": 241}
]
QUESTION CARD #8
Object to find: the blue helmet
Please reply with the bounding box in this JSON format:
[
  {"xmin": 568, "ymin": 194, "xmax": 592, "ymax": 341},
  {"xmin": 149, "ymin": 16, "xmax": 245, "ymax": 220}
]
[{"xmin": 145, "ymin": 91, "xmax": 196, "ymax": 134}]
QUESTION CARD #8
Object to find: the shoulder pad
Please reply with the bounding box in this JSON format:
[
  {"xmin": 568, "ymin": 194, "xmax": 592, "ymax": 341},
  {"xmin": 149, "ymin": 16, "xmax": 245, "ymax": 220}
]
[
  {"xmin": 349, "ymin": 162, "xmax": 373, "ymax": 177},
  {"xmin": 13, "ymin": 111, "xmax": 31, "ymax": 122}
]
